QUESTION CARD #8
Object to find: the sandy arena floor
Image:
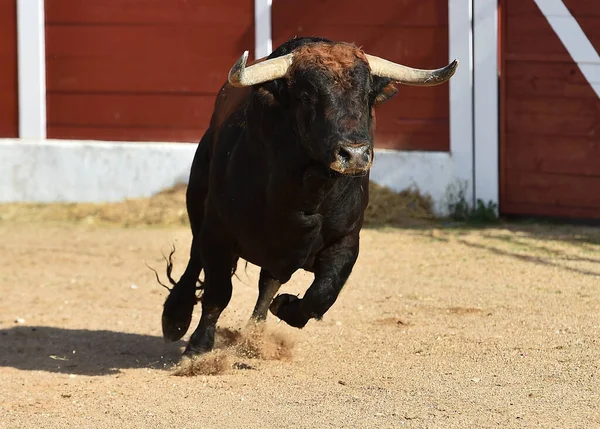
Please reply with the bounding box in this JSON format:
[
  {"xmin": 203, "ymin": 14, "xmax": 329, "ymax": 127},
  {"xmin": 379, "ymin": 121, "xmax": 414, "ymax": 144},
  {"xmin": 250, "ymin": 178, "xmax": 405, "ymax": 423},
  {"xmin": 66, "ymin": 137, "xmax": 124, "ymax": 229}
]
[{"xmin": 1, "ymin": 221, "xmax": 599, "ymax": 428}]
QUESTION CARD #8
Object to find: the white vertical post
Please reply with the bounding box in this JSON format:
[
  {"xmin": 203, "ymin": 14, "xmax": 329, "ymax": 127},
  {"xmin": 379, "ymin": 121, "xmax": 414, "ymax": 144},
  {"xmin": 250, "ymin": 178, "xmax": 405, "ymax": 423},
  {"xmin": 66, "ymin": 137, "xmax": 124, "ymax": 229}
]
[
  {"xmin": 17, "ymin": 0, "xmax": 46, "ymax": 139},
  {"xmin": 473, "ymin": 0, "xmax": 499, "ymax": 210},
  {"xmin": 254, "ymin": 0, "xmax": 273, "ymax": 59},
  {"xmin": 448, "ymin": 0, "xmax": 474, "ymax": 206}
]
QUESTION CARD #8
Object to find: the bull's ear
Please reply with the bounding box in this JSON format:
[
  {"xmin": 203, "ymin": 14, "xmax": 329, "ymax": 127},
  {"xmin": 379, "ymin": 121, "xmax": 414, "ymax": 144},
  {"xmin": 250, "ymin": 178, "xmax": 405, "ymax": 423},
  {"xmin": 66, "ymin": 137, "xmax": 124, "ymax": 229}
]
[
  {"xmin": 256, "ymin": 79, "xmax": 288, "ymax": 106},
  {"xmin": 371, "ymin": 76, "xmax": 398, "ymax": 106}
]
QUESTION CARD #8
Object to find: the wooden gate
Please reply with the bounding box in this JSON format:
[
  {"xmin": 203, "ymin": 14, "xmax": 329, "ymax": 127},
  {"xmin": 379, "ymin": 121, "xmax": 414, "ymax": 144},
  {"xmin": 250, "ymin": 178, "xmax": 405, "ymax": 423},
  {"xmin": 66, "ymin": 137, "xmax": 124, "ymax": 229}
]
[
  {"xmin": 500, "ymin": 0, "xmax": 600, "ymax": 219},
  {"xmin": 272, "ymin": 0, "xmax": 450, "ymax": 151}
]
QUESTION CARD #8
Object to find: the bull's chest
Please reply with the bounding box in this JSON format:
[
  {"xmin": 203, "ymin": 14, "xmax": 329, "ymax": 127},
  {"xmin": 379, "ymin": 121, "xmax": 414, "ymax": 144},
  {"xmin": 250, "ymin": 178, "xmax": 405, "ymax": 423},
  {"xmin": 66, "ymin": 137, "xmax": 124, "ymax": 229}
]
[
  {"xmin": 227, "ymin": 167, "xmax": 364, "ymax": 281},
  {"xmin": 258, "ymin": 210, "xmax": 326, "ymax": 280}
]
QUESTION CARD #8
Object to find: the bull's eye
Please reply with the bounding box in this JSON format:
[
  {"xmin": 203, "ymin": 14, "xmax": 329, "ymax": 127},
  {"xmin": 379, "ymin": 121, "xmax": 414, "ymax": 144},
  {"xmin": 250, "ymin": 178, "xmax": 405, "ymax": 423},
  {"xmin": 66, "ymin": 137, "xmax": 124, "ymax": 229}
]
[{"xmin": 298, "ymin": 92, "xmax": 312, "ymax": 106}]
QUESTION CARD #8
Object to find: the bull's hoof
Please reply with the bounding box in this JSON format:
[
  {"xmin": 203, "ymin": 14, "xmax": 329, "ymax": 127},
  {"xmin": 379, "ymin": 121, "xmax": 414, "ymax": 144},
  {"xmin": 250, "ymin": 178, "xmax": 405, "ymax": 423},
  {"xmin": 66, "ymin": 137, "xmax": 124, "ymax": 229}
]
[
  {"xmin": 182, "ymin": 329, "xmax": 216, "ymax": 357},
  {"xmin": 161, "ymin": 287, "xmax": 197, "ymax": 342},
  {"xmin": 182, "ymin": 342, "xmax": 213, "ymax": 357},
  {"xmin": 269, "ymin": 294, "xmax": 309, "ymax": 328}
]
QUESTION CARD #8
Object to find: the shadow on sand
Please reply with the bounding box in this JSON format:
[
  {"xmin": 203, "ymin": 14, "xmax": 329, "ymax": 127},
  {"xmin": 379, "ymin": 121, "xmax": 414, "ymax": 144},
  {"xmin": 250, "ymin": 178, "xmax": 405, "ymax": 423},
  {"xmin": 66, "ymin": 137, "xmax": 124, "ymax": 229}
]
[
  {"xmin": 0, "ymin": 326, "xmax": 185, "ymax": 376},
  {"xmin": 365, "ymin": 217, "xmax": 600, "ymax": 278}
]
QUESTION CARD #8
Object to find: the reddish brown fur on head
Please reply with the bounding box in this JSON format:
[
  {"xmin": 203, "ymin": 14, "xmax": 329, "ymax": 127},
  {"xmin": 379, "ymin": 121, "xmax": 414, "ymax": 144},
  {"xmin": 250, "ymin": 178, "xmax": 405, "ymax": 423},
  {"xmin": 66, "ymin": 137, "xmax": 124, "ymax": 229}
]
[{"xmin": 288, "ymin": 42, "xmax": 369, "ymax": 88}]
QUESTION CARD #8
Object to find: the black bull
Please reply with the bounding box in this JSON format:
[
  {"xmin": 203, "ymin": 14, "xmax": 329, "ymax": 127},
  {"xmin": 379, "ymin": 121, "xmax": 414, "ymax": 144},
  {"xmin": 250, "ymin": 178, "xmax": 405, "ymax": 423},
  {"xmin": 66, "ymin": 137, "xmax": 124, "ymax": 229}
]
[{"xmin": 159, "ymin": 37, "xmax": 458, "ymax": 356}]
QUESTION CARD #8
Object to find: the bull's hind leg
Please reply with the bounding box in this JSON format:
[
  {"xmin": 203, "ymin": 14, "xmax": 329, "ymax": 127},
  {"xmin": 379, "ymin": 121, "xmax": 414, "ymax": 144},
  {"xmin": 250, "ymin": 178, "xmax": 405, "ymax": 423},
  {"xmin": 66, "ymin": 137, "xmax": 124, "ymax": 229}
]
[
  {"xmin": 183, "ymin": 230, "xmax": 234, "ymax": 356},
  {"xmin": 161, "ymin": 240, "xmax": 203, "ymax": 342},
  {"xmin": 161, "ymin": 189, "xmax": 206, "ymax": 342},
  {"xmin": 161, "ymin": 132, "xmax": 211, "ymax": 342},
  {"xmin": 248, "ymin": 269, "xmax": 282, "ymax": 324}
]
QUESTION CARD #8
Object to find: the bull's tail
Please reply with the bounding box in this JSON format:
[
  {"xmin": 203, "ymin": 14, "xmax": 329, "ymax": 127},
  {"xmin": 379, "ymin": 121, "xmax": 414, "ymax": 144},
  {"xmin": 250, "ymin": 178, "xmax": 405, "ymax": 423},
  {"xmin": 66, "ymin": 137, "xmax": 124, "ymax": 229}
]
[{"xmin": 157, "ymin": 244, "xmax": 204, "ymax": 342}]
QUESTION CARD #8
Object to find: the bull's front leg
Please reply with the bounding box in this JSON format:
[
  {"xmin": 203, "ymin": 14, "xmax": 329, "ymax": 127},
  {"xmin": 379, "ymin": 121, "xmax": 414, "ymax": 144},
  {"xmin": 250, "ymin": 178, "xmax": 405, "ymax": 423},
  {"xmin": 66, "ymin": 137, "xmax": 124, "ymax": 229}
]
[{"xmin": 269, "ymin": 234, "xmax": 359, "ymax": 328}]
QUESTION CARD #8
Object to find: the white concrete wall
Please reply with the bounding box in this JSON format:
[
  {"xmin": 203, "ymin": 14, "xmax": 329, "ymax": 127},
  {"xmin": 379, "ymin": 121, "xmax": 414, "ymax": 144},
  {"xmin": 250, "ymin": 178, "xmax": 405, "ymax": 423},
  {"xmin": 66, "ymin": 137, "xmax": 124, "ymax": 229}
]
[
  {"xmin": 370, "ymin": 150, "xmax": 459, "ymax": 215},
  {"xmin": 0, "ymin": 140, "xmax": 196, "ymax": 203},
  {"xmin": 0, "ymin": 140, "xmax": 469, "ymax": 215}
]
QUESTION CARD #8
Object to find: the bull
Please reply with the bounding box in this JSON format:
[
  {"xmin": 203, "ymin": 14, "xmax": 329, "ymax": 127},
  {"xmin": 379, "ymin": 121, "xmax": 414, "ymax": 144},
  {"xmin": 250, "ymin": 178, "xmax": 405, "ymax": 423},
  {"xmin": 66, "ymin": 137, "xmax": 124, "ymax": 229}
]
[{"xmin": 160, "ymin": 36, "xmax": 457, "ymax": 356}]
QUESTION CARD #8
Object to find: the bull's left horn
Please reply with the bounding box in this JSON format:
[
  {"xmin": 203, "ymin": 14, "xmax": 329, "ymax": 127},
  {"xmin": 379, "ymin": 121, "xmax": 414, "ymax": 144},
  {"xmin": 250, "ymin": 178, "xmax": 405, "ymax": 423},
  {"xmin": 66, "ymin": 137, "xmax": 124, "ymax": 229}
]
[
  {"xmin": 228, "ymin": 51, "xmax": 294, "ymax": 87},
  {"xmin": 365, "ymin": 54, "xmax": 459, "ymax": 87}
]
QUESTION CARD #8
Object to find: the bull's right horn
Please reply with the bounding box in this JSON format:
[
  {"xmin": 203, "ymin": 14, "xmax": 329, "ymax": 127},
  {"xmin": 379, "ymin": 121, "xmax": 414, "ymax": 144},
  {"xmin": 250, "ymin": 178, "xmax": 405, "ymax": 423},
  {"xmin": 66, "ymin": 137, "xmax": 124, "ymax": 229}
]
[{"xmin": 228, "ymin": 51, "xmax": 294, "ymax": 87}]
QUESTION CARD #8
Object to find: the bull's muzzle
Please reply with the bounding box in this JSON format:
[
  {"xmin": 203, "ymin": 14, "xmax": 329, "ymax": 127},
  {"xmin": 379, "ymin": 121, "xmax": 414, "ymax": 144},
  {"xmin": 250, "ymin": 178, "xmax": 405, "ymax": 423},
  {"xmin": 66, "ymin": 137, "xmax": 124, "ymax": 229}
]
[{"xmin": 330, "ymin": 143, "xmax": 373, "ymax": 175}]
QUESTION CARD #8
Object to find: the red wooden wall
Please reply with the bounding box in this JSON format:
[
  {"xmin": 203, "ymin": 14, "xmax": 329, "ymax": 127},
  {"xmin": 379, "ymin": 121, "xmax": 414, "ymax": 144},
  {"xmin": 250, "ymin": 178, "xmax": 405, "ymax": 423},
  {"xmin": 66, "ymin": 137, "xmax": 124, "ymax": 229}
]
[
  {"xmin": 272, "ymin": 0, "xmax": 450, "ymax": 151},
  {"xmin": 500, "ymin": 0, "xmax": 600, "ymax": 219},
  {"xmin": 0, "ymin": 0, "xmax": 18, "ymax": 138},
  {"xmin": 45, "ymin": 0, "xmax": 254, "ymax": 142}
]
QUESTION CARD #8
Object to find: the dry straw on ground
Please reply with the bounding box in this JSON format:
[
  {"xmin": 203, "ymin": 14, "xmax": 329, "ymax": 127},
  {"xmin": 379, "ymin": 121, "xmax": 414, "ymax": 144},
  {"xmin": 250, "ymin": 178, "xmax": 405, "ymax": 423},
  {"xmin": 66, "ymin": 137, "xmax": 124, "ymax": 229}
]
[{"xmin": 0, "ymin": 182, "xmax": 435, "ymax": 227}]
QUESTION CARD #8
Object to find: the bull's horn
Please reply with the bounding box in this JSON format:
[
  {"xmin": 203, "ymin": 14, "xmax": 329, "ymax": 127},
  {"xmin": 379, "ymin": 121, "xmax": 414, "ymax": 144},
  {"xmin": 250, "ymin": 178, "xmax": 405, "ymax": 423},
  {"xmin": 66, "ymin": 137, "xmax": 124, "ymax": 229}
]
[
  {"xmin": 228, "ymin": 51, "xmax": 294, "ymax": 87},
  {"xmin": 365, "ymin": 54, "xmax": 459, "ymax": 86}
]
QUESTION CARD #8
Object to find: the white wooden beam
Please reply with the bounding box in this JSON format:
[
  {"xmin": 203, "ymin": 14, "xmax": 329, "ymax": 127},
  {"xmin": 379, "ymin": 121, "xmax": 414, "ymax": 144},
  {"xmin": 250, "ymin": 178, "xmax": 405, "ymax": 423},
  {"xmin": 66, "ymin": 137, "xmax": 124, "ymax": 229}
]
[
  {"xmin": 534, "ymin": 0, "xmax": 600, "ymax": 99},
  {"xmin": 473, "ymin": 0, "xmax": 499, "ymax": 210},
  {"xmin": 254, "ymin": 0, "xmax": 273, "ymax": 59},
  {"xmin": 16, "ymin": 0, "xmax": 46, "ymax": 139},
  {"xmin": 448, "ymin": 0, "xmax": 475, "ymax": 206}
]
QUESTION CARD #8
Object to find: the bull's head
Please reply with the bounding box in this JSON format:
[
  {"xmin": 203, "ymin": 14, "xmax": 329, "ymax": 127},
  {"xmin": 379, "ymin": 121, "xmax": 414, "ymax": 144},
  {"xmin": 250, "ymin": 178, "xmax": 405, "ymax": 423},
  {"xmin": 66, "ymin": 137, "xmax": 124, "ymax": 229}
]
[{"xmin": 228, "ymin": 41, "xmax": 458, "ymax": 176}]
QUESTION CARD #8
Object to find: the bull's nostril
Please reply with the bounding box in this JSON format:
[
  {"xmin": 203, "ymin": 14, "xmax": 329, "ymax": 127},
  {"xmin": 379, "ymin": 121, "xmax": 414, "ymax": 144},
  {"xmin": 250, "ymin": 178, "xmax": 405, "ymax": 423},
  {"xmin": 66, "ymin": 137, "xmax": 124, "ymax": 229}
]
[
  {"xmin": 362, "ymin": 149, "xmax": 371, "ymax": 163},
  {"xmin": 337, "ymin": 147, "xmax": 352, "ymax": 164},
  {"xmin": 333, "ymin": 144, "xmax": 371, "ymax": 172}
]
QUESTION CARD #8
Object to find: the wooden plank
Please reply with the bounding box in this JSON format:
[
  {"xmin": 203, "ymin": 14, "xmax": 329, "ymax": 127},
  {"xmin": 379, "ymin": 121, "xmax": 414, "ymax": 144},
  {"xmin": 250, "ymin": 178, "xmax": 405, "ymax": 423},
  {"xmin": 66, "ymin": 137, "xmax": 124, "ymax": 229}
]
[
  {"xmin": 47, "ymin": 125, "xmax": 206, "ymax": 143},
  {"xmin": 507, "ymin": 97, "xmax": 600, "ymax": 117},
  {"xmin": 47, "ymin": 125, "xmax": 449, "ymax": 150},
  {"xmin": 562, "ymin": 0, "xmax": 600, "ymax": 18},
  {"xmin": 504, "ymin": 171, "xmax": 600, "ymax": 209},
  {"xmin": 506, "ymin": 0, "xmax": 541, "ymax": 17},
  {"xmin": 46, "ymin": 59, "xmax": 448, "ymax": 97},
  {"xmin": 563, "ymin": 0, "xmax": 600, "ymax": 50},
  {"xmin": 45, "ymin": 25, "xmax": 252, "ymax": 58},
  {"xmin": 501, "ymin": 201, "xmax": 600, "ymax": 220},
  {"xmin": 375, "ymin": 101, "xmax": 449, "ymax": 151},
  {"xmin": 376, "ymin": 97, "xmax": 448, "ymax": 119},
  {"xmin": 46, "ymin": 0, "xmax": 253, "ymax": 24},
  {"xmin": 0, "ymin": 0, "xmax": 18, "ymax": 138},
  {"xmin": 504, "ymin": 53, "xmax": 575, "ymax": 63},
  {"xmin": 505, "ymin": 61, "xmax": 599, "ymax": 99},
  {"xmin": 507, "ymin": 0, "xmax": 600, "ymax": 18},
  {"xmin": 45, "ymin": 93, "xmax": 448, "ymax": 149},
  {"xmin": 384, "ymin": 85, "xmax": 449, "ymax": 101},
  {"xmin": 375, "ymin": 128, "xmax": 449, "ymax": 151},
  {"xmin": 506, "ymin": 16, "xmax": 600, "ymax": 55},
  {"xmin": 377, "ymin": 73, "xmax": 450, "ymax": 151},
  {"xmin": 506, "ymin": 61, "xmax": 593, "ymax": 86},
  {"xmin": 45, "ymin": 25, "xmax": 252, "ymax": 93},
  {"xmin": 504, "ymin": 135, "xmax": 600, "ymax": 176},
  {"xmin": 47, "ymin": 93, "xmax": 216, "ymax": 128},
  {"xmin": 273, "ymin": 0, "xmax": 448, "ymax": 27},
  {"xmin": 46, "ymin": 57, "xmax": 235, "ymax": 94},
  {"xmin": 506, "ymin": 16, "xmax": 600, "ymax": 58},
  {"xmin": 506, "ymin": 110, "xmax": 600, "ymax": 137}
]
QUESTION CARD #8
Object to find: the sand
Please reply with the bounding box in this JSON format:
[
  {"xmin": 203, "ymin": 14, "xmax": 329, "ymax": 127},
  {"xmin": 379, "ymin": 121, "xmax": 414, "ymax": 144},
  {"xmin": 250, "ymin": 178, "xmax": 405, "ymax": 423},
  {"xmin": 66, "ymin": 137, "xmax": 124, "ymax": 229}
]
[{"xmin": 1, "ymin": 219, "xmax": 599, "ymax": 428}]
